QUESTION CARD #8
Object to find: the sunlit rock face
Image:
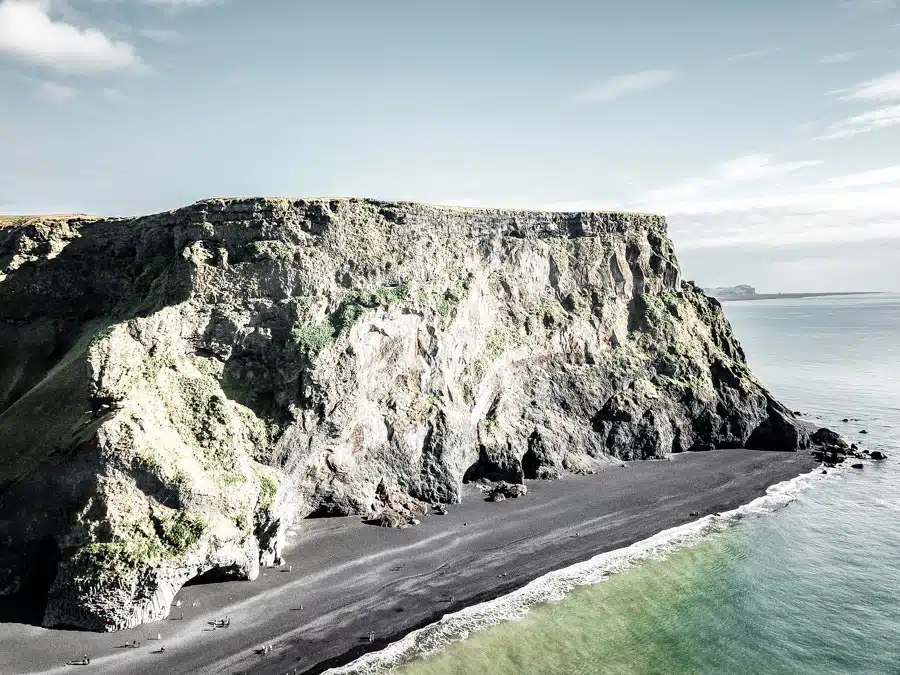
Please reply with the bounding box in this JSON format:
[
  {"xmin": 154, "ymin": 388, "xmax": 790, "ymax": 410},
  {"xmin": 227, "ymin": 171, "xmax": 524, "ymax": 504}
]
[{"xmin": 0, "ymin": 198, "xmax": 809, "ymax": 630}]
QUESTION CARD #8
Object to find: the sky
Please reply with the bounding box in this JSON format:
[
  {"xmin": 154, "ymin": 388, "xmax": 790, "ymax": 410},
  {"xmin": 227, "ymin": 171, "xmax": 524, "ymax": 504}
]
[{"xmin": 1, "ymin": 0, "xmax": 899, "ymax": 292}]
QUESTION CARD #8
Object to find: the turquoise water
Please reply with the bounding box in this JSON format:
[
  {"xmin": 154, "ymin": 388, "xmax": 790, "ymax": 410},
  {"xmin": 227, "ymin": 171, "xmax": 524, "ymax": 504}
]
[{"xmin": 390, "ymin": 294, "xmax": 900, "ymax": 675}]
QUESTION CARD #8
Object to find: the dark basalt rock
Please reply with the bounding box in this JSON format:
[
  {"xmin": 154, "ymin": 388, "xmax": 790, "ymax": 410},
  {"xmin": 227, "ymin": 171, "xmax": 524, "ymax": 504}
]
[
  {"xmin": 851, "ymin": 463, "xmax": 864, "ymax": 470},
  {"xmin": 746, "ymin": 403, "xmax": 810, "ymax": 451},
  {"xmin": 870, "ymin": 451, "xmax": 888, "ymax": 461},
  {"xmin": 810, "ymin": 428, "xmax": 849, "ymax": 449},
  {"xmin": 487, "ymin": 482, "xmax": 527, "ymax": 502}
]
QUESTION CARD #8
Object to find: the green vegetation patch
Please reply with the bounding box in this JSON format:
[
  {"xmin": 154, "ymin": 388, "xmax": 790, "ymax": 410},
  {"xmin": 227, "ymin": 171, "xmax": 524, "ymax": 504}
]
[
  {"xmin": 291, "ymin": 282, "xmax": 411, "ymax": 356},
  {"xmin": 473, "ymin": 325, "xmax": 529, "ymax": 379},
  {"xmin": 248, "ymin": 239, "xmax": 296, "ymax": 263},
  {"xmin": 157, "ymin": 510, "xmax": 206, "ymax": 553},
  {"xmin": 435, "ymin": 273, "xmax": 474, "ymax": 322},
  {"xmin": 291, "ymin": 321, "xmax": 335, "ymax": 355},
  {"xmin": 255, "ymin": 466, "xmax": 280, "ymax": 510},
  {"xmin": 73, "ymin": 509, "xmax": 207, "ymax": 583}
]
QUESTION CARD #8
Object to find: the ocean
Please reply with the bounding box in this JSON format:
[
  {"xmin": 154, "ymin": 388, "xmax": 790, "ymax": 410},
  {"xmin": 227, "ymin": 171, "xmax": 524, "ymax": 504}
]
[{"xmin": 332, "ymin": 293, "xmax": 900, "ymax": 675}]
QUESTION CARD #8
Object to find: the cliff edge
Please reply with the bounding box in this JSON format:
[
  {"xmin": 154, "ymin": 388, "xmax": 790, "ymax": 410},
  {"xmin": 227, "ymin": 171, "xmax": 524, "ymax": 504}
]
[{"xmin": 0, "ymin": 198, "xmax": 818, "ymax": 630}]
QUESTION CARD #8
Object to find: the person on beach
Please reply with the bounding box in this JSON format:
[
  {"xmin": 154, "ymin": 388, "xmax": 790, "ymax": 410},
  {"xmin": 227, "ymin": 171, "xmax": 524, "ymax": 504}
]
[{"xmin": 369, "ymin": 630, "xmax": 375, "ymax": 642}]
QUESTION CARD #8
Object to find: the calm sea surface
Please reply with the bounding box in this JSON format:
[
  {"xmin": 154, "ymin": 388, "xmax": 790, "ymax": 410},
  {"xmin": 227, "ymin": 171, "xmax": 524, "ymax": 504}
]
[{"xmin": 393, "ymin": 293, "xmax": 900, "ymax": 675}]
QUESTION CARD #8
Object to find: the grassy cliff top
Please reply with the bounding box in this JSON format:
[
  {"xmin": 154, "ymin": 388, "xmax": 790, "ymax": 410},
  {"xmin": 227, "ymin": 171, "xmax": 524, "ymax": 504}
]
[
  {"xmin": 189, "ymin": 196, "xmax": 663, "ymax": 217},
  {"xmin": 0, "ymin": 214, "xmax": 99, "ymax": 227},
  {"xmin": 1, "ymin": 198, "xmax": 663, "ymax": 224}
]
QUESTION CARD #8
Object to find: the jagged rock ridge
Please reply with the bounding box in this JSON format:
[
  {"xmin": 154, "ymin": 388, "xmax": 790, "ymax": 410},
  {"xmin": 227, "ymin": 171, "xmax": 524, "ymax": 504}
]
[{"xmin": 0, "ymin": 198, "xmax": 814, "ymax": 631}]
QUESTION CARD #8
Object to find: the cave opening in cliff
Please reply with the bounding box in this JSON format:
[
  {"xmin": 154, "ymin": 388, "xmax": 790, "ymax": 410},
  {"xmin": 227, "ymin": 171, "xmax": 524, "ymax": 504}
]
[
  {"xmin": 463, "ymin": 446, "xmax": 525, "ymax": 485},
  {"xmin": 0, "ymin": 537, "xmax": 60, "ymax": 626},
  {"xmin": 183, "ymin": 564, "xmax": 247, "ymax": 587},
  {"xmin": 521, "ymin": 447, "xmax": 542, "ymax": 480},
  {"xmin": 304, "ymin": 493, "xmax": 354, "ymax": 519}
]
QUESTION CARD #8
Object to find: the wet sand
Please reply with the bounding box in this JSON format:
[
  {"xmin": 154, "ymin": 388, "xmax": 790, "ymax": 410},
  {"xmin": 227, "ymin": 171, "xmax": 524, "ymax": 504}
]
[{"xmin": 1, "ymin": 449, "xmax": 817, "ymax": 675}]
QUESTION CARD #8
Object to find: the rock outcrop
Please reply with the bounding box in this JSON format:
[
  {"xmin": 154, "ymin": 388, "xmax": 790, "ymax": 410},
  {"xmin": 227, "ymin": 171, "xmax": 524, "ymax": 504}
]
[{"xmin": 0, "ymin": 198, "xmax": 823, "ymax": 630}]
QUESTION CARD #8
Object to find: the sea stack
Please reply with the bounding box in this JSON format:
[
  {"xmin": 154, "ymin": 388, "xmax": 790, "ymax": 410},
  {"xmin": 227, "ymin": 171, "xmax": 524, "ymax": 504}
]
[{"xmin": 0, "ymin": 198, "xmax": 822, "ymax": 631}]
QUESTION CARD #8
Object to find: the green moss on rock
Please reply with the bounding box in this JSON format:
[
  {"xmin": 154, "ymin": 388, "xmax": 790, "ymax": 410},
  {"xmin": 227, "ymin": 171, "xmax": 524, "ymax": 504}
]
[{"xmin": 291, "ymin": 283, "xmax": 412, "ymax": 356}]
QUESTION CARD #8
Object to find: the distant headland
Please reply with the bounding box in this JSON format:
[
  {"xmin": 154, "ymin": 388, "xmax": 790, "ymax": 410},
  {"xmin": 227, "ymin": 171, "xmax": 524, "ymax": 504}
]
[{"xmin": 704, "ymin": 285, "xmax": 882, "ymax": 302}]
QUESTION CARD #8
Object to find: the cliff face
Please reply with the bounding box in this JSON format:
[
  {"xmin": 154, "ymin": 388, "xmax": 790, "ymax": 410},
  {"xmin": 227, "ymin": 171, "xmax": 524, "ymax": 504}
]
[{"xmin": 0, "ymin": 198, "xmax": 811, "ymax": 631}]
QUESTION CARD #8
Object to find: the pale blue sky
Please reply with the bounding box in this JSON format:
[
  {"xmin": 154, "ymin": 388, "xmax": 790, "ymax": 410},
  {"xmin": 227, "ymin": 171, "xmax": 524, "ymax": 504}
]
[{"xmin": 1, "ymin": 0, "xmax": 899, "ymax": 291}]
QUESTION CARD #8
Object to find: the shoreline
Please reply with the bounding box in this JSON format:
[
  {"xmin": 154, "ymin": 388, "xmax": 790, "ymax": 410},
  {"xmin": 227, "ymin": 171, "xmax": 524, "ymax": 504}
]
[
  {"xmin": 326, "ymin": 460, "xmax": 834, "ymax": 675},
  {"xmin": 2, "ymin": 450, "xmax": 819, "ymax": 675},
  {"xmin": 713, "ymin": 291, "xmax": 883, "ymax": 302}
]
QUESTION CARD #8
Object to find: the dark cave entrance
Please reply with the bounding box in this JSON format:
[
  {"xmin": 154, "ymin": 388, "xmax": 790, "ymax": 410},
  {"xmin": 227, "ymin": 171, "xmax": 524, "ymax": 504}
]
[
  {"xmin": 521, "ymin": 447, "xmax": 541, "ymax": 480},
  {"xmin": 182, "ymin": 564, "xmax": 250, "ymax": 587},
  {"xmin": 463, "ymin": 446, "xmax": 524, "ymax": 484},
  {"xmin": 0, "ymin": 537, "xmax": 61, "ymax": 626}
]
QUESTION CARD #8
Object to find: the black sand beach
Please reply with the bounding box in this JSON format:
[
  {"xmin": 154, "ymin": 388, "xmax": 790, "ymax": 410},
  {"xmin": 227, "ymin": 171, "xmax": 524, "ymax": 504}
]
[{"xmin": 0, "ymin": 449, "xmax": 817, "ymax": 675}]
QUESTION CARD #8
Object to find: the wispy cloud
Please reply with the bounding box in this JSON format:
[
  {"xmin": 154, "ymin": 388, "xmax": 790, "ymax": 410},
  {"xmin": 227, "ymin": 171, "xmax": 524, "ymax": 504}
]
[
  {"xmin": 635, "ymin": 160, "xmax": 900, "ymax": 250},
  {"xmin": 668, "ymin": 211, "xmax": 899, "ymax": 250},
  {"xmin": 821, "ymin": 165, "xmax": 900, "ymax": 188},
  {"xmin": 721, "ymin": 47, "xmax": 781, "ymax": 63},
  {"xmin": 635, "ymin": 154, "xmax": 822, "ymax": 207},
  {"xmin": 35, "ymin": 80, "xmax": 77, "ymax": 102},
  {"xmin": 819, "ymin": 51, "xmax": 860, "ymax": 64},
  {"xmin": 818, "ymin": 104, "xmax": 900, "ymax": 138},
  {"xmin": 0, "ymin": 0, "xmax": 146, "ymax": 73},
  {"xmin": 832, "ymin": 70, "xmax": 900, "ymax": 101},
  {"xmin": 573, "ymin": 70, "xmax": 676, "ymax": 103},
  {"xmin": 642, "ymin": 183, "xmax": 900, "ymax": 217},
  {"xmin": 820, "ymin": 70, "xmax": 900, "ymax": 139}
]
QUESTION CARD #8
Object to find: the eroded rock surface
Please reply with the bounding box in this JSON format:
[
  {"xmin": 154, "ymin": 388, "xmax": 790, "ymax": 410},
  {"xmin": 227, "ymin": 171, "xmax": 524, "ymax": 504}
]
[{"xmin": 0, "ymin": 198, "xmax": 825, "ymax": 630}]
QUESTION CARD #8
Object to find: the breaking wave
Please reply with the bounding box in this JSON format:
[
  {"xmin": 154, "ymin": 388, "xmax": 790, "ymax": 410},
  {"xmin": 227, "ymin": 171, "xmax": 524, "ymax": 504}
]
[{"xmin": 325, "ymin": 465, "xmax": 838, "ymax": 674}]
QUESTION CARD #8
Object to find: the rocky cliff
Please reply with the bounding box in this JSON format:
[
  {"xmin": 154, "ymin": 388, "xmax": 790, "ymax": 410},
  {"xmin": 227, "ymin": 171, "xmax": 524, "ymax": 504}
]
[{"xmin": 0, "ymin": 198, "xmax": 815, "ymax": 631}]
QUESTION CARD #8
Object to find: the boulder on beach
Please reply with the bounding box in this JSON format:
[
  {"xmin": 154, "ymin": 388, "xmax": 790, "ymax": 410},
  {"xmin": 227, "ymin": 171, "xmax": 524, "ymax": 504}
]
[
  {"xmin": 371, "ymin": 508, "xmax": 406, "ymax": 528},
  {"xmin": 487, "ymin": 482, "xmax": 528, "ymax": 502},
  {"xmin": 367, "ymin": 480, "xmax": 427, "ymax": 528}
]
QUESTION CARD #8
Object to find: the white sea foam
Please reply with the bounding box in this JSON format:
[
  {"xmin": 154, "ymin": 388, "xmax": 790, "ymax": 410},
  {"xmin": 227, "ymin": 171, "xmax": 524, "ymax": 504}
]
[{"xmin": 325, "ymin": 465, "xmax": 837, "ymax": 675}]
